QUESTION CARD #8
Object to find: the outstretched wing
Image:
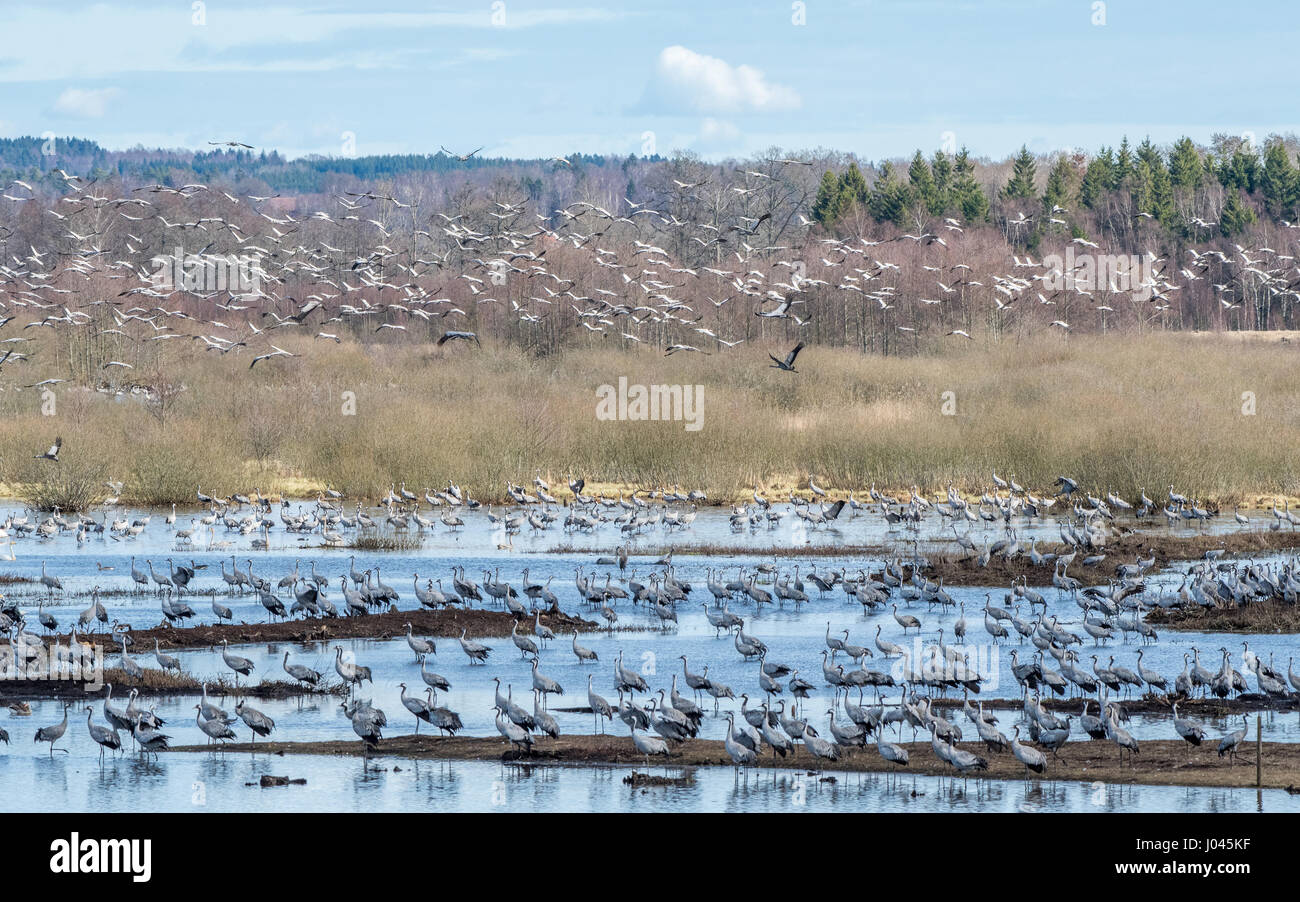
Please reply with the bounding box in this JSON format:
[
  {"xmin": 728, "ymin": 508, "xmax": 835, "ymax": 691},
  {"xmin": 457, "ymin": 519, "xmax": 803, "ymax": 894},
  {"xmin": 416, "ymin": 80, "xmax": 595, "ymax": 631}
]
[{"xmin": 785, "ymin": 342, "xmax": 804, "ymax": 367}]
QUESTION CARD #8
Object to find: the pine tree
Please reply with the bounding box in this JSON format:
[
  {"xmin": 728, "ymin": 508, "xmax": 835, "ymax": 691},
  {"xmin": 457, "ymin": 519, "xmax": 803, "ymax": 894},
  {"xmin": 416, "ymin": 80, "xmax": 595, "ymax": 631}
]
[
  {"xmin": 1132, "ymin": 160, "xmax": 1157, "ymax": 221},
  {"xmin": 1218, "ymin": 147, "xmax": 1259, "ymax": 192},
  {"xmin": 952, "ymin": 148, "xmax": 989, "ymax": 222},
  {"xmin": 1114, "ymin": 137, "xmax": 1134, "ymax": 186},
  {"xmin": 868, "ymin": 162, "xmax": 910, "ymax": 225},
  {"xmin": 1149, "ymin": 160, "xmax": 1176, "ymax": 224},
  {"xmin": 1219, "ymin": 190, "xmax": 1256, "ymax": 237},
  {"xmin": 1120, "ymin": 140, "xmax": 1172, "ymax": 224},
  {"xmin": 837, "ymin": 161, "xmax": 871, "ymax": 216},
  {"xmin": 1079, "ymin": 147, "xmax": 1114, "ymax": 210},
  {"xmin": 1259, "ymin": 141, "xmax": 1298, "ymax": 219},
  {"xmin": 1042, "ymin": 156, "xmax": 1077, "ymax": 215},
  {"xmin": 811, "ymin": 169, "xmax": 842, "ymax": 227},
  {"xmin": 908, "ymin": 150, "xmax": 937, "ymax": 216},
  {"xmin": 1001, "ymin": 145, "xmax": 1038, "ymax": 200},
  {"xmin": 1168, "ymin": 137, "xmax": 1202, "ymax": 190},
  {"xmin": 929, "ymin": 151, "xmax": 953, "ymax": 216}
]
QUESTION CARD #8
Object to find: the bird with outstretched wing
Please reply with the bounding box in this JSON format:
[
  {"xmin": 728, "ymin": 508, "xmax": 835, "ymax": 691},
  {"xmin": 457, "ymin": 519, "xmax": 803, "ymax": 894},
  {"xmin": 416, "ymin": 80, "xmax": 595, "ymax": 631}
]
[{"xmin": 769, "ymin": 342, "xmax": 804, "ymax": 372}]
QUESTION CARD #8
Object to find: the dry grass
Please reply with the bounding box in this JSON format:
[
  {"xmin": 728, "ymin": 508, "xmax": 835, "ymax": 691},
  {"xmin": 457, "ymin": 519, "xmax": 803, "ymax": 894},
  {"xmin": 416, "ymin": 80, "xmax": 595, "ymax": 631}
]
[
  {"xmin": 349, "ymin": 531, "xmax": 424, "ymax": 552},
  {"xmin": 2, "ymin": 332, "xmax": 1298, "ymax": 508},
  {"xmin": 1147, "ymin": 602, "xmax": 1300, "ymax": 633}
]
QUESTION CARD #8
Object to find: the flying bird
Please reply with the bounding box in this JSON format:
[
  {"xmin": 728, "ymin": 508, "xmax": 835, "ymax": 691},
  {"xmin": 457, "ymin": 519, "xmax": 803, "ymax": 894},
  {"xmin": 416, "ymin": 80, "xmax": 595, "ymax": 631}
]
[
  {"xmin": 35, "ymin": 437, "xmax": 61, "ymax": 462},
  {"xmin": 441, "ymin": 145, "xmax": 484, "ymax": 162},
  {"xmin": 249, "ymin": 346, "xmax": 298, "ymax": 369},
  {"xmin": 769, "ymin": 342, "xmax": 804, "ymax": 372}
]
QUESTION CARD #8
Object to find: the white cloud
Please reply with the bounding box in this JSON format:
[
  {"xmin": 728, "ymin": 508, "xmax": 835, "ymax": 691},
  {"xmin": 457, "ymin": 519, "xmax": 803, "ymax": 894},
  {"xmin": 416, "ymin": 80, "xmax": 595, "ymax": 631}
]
[
  {"xmin": 53, "ymin": 87, "xmax": 119, "ymax": 118},
  {"xmin": 644, "ymin": 46, "xmax": 799, "ymax": 115}
]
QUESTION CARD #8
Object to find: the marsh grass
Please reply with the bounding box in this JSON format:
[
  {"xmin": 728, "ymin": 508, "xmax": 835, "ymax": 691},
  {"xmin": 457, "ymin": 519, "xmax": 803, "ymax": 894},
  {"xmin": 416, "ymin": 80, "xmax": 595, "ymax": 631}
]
[
  {"xmin": 17, "ymin": 455, "xmax": 107, "ymax": 511},
  {"xmin": 350, "ymin": 530, "xmax": 424, "ymax": 552},
  {"xmin": 2, "ymin": 333, "xmax": 1298, "ymax": 507}
]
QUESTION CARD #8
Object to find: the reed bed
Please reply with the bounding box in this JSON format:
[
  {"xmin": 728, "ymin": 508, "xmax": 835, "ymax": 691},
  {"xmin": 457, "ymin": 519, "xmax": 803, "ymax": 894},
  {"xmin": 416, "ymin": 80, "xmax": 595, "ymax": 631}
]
[
  {"xmin": 349, "ymin": 531, "xmax": 425, "ymax": 552},
  {"xmin": 1, "ymin": 332, "xmax": 1297, "ymax": 509}
]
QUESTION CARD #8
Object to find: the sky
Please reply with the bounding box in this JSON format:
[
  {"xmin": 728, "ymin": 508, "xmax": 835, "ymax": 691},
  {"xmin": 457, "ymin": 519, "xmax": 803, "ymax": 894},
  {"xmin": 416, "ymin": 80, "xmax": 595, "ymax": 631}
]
[{"xmin": 1, "ymin": 0, "xmax": 1297, "ymax": 162}]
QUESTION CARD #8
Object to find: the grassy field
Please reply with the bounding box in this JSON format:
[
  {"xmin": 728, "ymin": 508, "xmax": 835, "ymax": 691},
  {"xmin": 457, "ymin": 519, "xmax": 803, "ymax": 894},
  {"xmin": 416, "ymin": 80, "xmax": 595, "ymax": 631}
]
[{"xmin": 3, "ymin": 332, "xmax": 1299, "ymax": 509}]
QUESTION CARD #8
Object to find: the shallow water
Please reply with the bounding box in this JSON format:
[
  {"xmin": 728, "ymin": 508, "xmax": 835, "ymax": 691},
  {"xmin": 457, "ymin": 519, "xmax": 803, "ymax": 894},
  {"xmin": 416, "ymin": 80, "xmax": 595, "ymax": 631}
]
[
  {"xmin": 2, "ymin": 750, "xmax": 1297, "ymax": 813},
  {"xmin": 0, "ymin": 498, "xmax": 1266, "ymax": 569},
  {"xmin": 2, "ymin": 501, "xmax": 1297, "ymax": 812}
]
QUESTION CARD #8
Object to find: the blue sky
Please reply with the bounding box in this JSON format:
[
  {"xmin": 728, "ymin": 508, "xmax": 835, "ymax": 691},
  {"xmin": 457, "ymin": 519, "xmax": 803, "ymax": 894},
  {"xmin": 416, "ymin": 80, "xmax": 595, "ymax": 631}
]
[{"xmin": 2, "ymin": 0, "xmax": 1296, "ymax": 161}]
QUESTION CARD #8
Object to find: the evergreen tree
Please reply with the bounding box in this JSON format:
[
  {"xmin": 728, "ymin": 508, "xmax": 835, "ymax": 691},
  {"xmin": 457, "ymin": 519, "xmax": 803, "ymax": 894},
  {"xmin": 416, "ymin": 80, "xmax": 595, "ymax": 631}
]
[
  {"xmin": 952, "ymin": 148, "xmax": 989, "ymax": 222},
  {"xmin": 1001, "ymin": 145, "xmax": 1038, "ymax": 200},
  {"xmin": 1079, "ymin": 147, "xmax": 1114, "ymax": 210},
  {"xmin": 1219, "ymin": 190, "xmax": 1256, "ymax": 237},
  {"xmin": 1259, "ymin": 141, "xmax": 1298, "ymax": 219},
  {"xmin": 837, "ymin": 161, "xmax": 871, "ymax": 215},
  {"xmin": 1218, "ymin": 147, "xmax": 1259, "ymax": 192},
  {"xmin": 1114, "ymin": 137, "xmax": 1134, "ymax": 186},
  {"xmin": 929, "ymin": 151, "xmax": 953, "ymax": 216},
  {"xmin": 1168, "ymin": 137, "xmax": 1202, "ymax": 190},
  {"xmin": 1130, "ymin": 139, "xmax": 1175, "ymax": 223},
  {"xmin": 1132, "ymin": 160, "xmax": 1157, "ymax": 220},
  {"xmin": 908, "ymin": 150, "xmax": 937, "ymax": 216},
  {"xmin": 1149, "ymin": 159, "xmax": 1176, "ymax": 223},
  {"xmin": 868, "ymin": 162, "xmax": 910, "ymax": 225},
  {"xmin": 1041, "ymin": 156, "xmax": 1077, "ymax": 215},
  {"xmin": 811, "ymin": 169, "xmax": 842, "ymax": 227}
]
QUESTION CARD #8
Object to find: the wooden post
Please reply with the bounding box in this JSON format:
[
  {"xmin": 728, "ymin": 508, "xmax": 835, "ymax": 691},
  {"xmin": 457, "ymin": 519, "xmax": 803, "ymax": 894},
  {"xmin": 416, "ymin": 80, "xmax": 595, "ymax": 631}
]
[{"xmin": 1255, "ymin": 715, "xmax": 1262, "ymax": 788}]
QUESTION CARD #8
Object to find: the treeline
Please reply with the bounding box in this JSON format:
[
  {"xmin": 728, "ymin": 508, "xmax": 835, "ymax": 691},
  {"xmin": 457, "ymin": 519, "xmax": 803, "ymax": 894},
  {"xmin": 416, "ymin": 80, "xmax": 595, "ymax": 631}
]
[
  {"xmin": 5, "ymin": 133, "xmax": 1299, "ymax": 245},
  {"xmin": 6, "ymin": 133, "xmax": 1300, "ymax": 350},
  {"xmin": 0, "ymin": 136, "xmax": 664, "ymax": 196},
  {"xmin": 811, "ymin": 134, "xmax": 1300, "ymax": 247}
]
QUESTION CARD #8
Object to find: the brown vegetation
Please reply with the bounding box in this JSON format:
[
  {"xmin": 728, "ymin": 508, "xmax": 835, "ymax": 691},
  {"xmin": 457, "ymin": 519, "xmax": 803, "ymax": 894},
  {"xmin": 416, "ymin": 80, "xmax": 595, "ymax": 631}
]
[
  {"xmin": 53, "ymin": 605, "xmax": 598, "ymax": 651},
  {"xmin": 4, "ymin": 335, "xmax": 1300, "ymax": 510},
  {"xmin": 166, "ymin": 732, "xmax": 1298, "ymax": 790},
  {"xmin": 0, "ymin": 668, "xmax": 340, "ymax": 700}
]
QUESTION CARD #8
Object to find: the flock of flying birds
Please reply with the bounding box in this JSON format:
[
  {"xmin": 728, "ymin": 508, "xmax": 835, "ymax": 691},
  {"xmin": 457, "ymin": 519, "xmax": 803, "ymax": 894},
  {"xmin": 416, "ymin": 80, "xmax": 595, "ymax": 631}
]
[{"xmin": 0, "ymin": 144, "xmax": 1297, "ymax": 384}]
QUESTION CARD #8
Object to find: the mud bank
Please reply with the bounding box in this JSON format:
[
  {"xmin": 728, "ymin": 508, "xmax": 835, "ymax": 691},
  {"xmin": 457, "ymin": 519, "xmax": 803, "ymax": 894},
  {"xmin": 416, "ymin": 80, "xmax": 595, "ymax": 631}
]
[
  {"xmin": 45, "ymin": 606, "xmax": 599, "ymax": 651},
  {"xmin": 166, "ymin": 732, "xmax": 1297, "ymax": 789},
  {"xmin": 0, "ymin": 668, "xmax": 342, "ymax": 700}
]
